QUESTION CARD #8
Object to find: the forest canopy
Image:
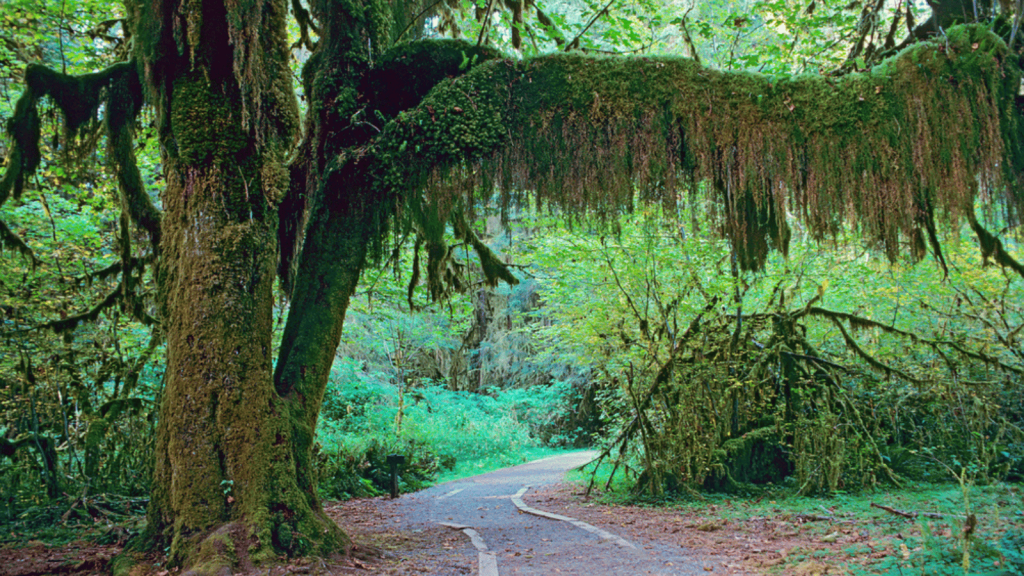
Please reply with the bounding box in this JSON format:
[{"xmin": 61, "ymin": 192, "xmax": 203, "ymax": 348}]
[{"xmin": 0, "ymin": 0, "xmax": 1022, "ymax": 572}]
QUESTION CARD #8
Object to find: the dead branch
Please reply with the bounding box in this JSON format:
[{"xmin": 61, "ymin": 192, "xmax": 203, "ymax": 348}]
[
  {"xmin": 795, "ymin": 514, "xmax": 835, "ymax": 522},
  {"xmin": 871, "ymin": 502, "xmax": 916, "ymax": 518},
  {"xmin": 871, "ymin": 502, "xmax": 960, "ymax": 519}
]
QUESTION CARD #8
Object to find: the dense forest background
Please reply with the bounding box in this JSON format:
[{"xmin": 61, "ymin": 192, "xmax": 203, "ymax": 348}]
[{"xmin": 0, "ymin": 0, "xmax": 1022, "ymax": 544}]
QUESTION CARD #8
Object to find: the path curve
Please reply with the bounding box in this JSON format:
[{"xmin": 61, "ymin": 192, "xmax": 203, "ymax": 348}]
[{"xmin": 392, "ymin": 452, "xmax": 725, "ymax": 575}]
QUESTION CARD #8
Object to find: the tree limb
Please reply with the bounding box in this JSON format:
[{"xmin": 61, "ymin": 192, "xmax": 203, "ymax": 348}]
[
  {"xmin": 967, "ymin": 209, "xmax": 1024, "ymax": 280},
  {"xmin": 804, "ymin": 306, "xmax": 1023, "ymax": 375},
  {"xmin": 566, "ymin": 0, "xmax": 616, "ymax": 51},
  {"xmin": 0, "ymin": 218, "xmax": 39, "ymax": 266}
]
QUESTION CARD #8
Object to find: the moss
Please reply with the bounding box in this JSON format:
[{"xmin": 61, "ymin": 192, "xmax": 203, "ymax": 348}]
[
  {"xmin": 170, "ymin": 74, "xmax": 248, "ymax": 165},
  {"xmin": 182, "ymin": 525, "xmax": 238, "ymax": 576},
  {"xmin": 2, "ymin": 89, "xmax": 40, "ymax": 202},
  {"xmin": 1, "ymin": 61, "xmax": 135, "ymax": 205},
  {"xmin": 0, "ymin": 218, "xmax": 37, "ymax": 264},
  {"xmin": 365, "ymin": 23, "xmax": 1023, "ymax": 270},
  {"xmin": 365, "ymin": 39, "xmax": 502, "ymax": 120},
  {"xmin": 25, "ymin": 64, "xmax": 102, "ymax": 135},
  {"xmin": 705, "ymin": 426, "xmax": 791, "ymax": 491}
]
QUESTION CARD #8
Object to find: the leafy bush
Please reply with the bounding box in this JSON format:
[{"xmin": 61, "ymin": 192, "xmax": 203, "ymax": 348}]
[
  {"xmin": 517, "ymin": 213, "xmax": 1024, "ymax": 497},
  {"xmin": 313, "ymin": 357, "xmax": 574, "ymax": 498}
]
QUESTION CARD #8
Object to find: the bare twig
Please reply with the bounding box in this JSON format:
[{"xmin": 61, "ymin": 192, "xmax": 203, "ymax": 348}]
[
  {"xmin": 476, "ymin": 0, "xmax": 499, "ymax": 47},
  {"xmin": 871, "ymin": 502, "xmax": 963, "ymax": 520},
  {"xmin": 395, "ymin": 0, "xmax": 447, "ymax": 44},
  {"xmin": 566, "ymin": 0, "xmax": 617, "ymax": 51},
  {"xmin": 871, "ymin": 502, "xmax": 916, "ymax": 518}
]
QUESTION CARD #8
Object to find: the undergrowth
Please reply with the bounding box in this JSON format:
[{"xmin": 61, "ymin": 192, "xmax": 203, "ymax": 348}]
[{"xmin": 312, "ymin": 357, "xmax": 574, "ymax": 499}]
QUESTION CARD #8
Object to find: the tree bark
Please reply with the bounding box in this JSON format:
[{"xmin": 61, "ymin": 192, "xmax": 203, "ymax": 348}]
[
  {"xmin": 127, "ymin": 0, "xmax": 346, "ymax": 569},
  {"xmin": 148, "ymin": 69, "xmax": 347, "ymax": 570}
]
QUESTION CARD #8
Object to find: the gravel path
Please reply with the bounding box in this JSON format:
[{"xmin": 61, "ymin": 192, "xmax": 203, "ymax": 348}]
[{"xmin": 392, "ymin": 452, "xmax": 724, "ymax": 575}]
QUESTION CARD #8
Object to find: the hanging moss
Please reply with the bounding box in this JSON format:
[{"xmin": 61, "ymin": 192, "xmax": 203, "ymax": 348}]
[
  {"xmin": 24, "ymin": 64, "xmax": 106, "ymax": 135},
  {"xmin": 366, "ymin": 24, "xmax": 1023, "ymax": 270},
  {"xmin": 1, "ymin": 61, "xmax": 153, "ymax": 263},
  {"xmin": 1, "ymin": 89, "xmax": 40, "ymax": 203},
  {"xmin": 0, "ymin": 61, "xmax": 135, "ymax": 191}
]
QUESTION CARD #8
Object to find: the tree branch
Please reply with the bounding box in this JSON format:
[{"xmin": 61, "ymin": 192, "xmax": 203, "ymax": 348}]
[
  {"xmin": 566, "ymin": 0, "xmax": 616, "ymax": 51},
  {"xmin": 0, "ymin": 218, "xmax": 39, "ymax": 266},
  {"xmin": 804, "ymin": 306, "xmax": 1023, "ymax": 376},
  {"xmin": 967, "ymin": 209, "xmax": 1024, "ymax": 279}
]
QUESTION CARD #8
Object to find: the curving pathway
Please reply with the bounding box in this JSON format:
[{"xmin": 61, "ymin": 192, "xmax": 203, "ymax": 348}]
[{"xmin": 393, "ymin": 452, "xmax": 723, "ymax": 575}]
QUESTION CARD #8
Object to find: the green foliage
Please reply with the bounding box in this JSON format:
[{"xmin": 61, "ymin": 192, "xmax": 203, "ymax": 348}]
[
  {"xmin": 312, "ymin": 348, "xmax": 575, "ymax": 497},
  {"xmin": 1, "ymin": 0, "xmax": 1022, "ymax": 543},
  {"xmin": 511, "ymin": 206, "xmax": 1023, "ymax": 497},
  {"xmin": 0, "ymin": 0, "xmax": 162, "ymax": 523}
]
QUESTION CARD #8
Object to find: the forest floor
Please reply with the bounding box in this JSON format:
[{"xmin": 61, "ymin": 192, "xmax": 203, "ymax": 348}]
[{"xmin": 1, "ymin": 470, "xmax": 1020, "ymax": 575}]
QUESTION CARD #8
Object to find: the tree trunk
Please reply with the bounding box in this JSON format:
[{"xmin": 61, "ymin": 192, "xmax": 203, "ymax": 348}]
[
  {"xmin": 147, "ymin": 68, "xmax": 347, "ymax": 569},
  {"xmin": 128, "ymin": 0, "xmax": 347, "ymax": 569}
]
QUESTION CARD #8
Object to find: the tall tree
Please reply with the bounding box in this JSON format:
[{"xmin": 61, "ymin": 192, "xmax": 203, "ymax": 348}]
[{"xmin": 2, "ymin": 0, "xmax": 1024, "ymax": 572}]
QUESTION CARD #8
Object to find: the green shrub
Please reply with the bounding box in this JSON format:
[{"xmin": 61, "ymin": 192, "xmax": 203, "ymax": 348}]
[{"xmin": 313, "ymin": 359, "xmax": 575, "ymax": 498}]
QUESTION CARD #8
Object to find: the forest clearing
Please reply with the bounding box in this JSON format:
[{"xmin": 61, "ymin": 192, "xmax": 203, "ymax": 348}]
[{"xmin": 1, "ymin": 0, "xmax": 1023, "ymax": 572}]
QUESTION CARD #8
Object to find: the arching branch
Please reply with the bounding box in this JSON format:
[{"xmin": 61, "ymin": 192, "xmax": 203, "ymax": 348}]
[
  {"xmin": 0, "ymin": 61, "xmax": 161, "ymax": 258},
  {"xmin": 802, "ymin": 306, "xmax": 1023, "ymax": 375},
  {"xmin": 362, "ymin": 25, "xmax": 1024, "ymax": 272}
]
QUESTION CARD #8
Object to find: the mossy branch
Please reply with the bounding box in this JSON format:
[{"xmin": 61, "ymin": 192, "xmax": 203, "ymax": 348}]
[
  {"xmin": 815, "ymin": 310, "xmax": 924, "ymax": 382},
  {"xmin": 1, "ymin": 61, "xmax": 161, "ymax": 258},
  {"xmin": 280, "ymin": 39, "xmax": 501, "ymax": 294},
  {"xmin": 967, "ymin": 208, "xmax": 1024, "ymax": 279},
  {"xmin": 70, "ymin": 255, "xmax": 155, "ymax": 288},
  {"xmin": 803, "ymin": 306, "xmax": 1023, "ymax": 376},
  {"xmin": 290, "ymin": 0, "xmax": 320, "ymax": 50},
  {"xmin": 38, "ymin": 281, "xmax": 158, "ymax": 335},
  {"xmin": 367, "ymin": 24, "xmax": 1024, "ymax": 271},
  {"xmin": 0, "ymin": 219, "xmax": 39, "ymax": 266},
  {"xmin": 451, "ymin": 210, "xmax": 518, "ymax": 287}
]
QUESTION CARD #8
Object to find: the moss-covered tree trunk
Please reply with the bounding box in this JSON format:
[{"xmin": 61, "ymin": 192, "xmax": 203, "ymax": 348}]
[
  {"xmin": 127, "ymin": 0, "xmax": 496, "ymax": 568},
  {"xmin": 3, "ymin": 0, "xmax": 1011, "ymax": 568},
  {"xmin": 126, "ymin": 0, "xmax": 347, "ymax": 569}
]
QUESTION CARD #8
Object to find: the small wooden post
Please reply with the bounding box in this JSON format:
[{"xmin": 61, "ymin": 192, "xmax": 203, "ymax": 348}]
[{"xmin": 386, "ymin": 454, "xmax": 406, "ymax": 498}]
